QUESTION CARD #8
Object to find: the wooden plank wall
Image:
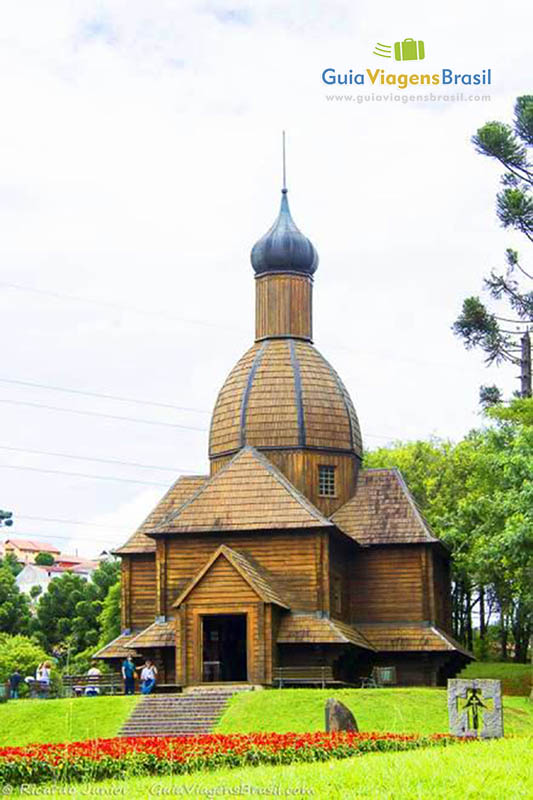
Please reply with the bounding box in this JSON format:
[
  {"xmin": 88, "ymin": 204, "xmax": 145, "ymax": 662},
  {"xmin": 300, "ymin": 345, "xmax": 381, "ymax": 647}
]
[
  {"xmin": 432, "ymin": 550, "xmax": 452, "ymax": 632},
  {"xmin": 258, "ymin": 450, "xmax": 358, "ymax": 516},
  {"xmin": 255, "ymin": 273, "xmax": 312, "ymax": 341},
  {"xmin": 163, "ymin": 531, "xmax": 322, "ymax": 616},
  {"xmin": 373, "ymin": 654, "xmax": 439, "ymax": 686},
  {"xmin": 128, "ymin": 554, "xmax": 157, "ymax": 629},
  {"xmin": 351, "ymin": 546, "xmax": 426, "ymax": 623},
  {"xmin": 185, "ymin": 558, "xmax": 259, "ymax": 604},
  {"xmin": 328, "ymin": 533, "xmax": 355, "ymax": 624}
]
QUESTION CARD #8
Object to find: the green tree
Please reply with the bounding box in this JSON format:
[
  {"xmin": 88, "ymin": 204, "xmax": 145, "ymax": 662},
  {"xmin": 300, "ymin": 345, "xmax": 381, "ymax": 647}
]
[
  {"xmin": 365, "ymin": 427, "xmax": 533, "ymax": 662},
  {"xmin": 0, "ymin": 553, "xmax": 22, "ymax": 577},
  {"xmin": 71, "ymin": 561, "xmax": 120, "ymax": 652},
  {"xmin": 453, "ymin": 96, "xmax": 533, "ymax": 398},
  {"xmin": 97, "ymin": 581, "xmax": 121, "ymax": 648},
  {"xmin": 32, "ymin": 560, "xmax": 120, "ymax": 658},
  {"xmin": 0, "ymin": 567, "xmax": 31, "ymax": 635},
  {"xmin": 29, "ymin": 585, "xmax": 42, "ymax": 600},
  {"xmin": 0, "ymin": 634, "xmax": 48, "ymax": 683},
  {"xmin": 32, "ymin": 572, "xmax": 88, "ymax": 651},
  {"xmin": 34, "ymin": 552, "xmax": 55, "ymax": 566}
]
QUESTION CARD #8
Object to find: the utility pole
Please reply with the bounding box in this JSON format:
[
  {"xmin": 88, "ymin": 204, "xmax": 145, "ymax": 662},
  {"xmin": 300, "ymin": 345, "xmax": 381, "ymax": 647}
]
[{"xmin": 520, "ymin": 330, "xmax": 532, "ymax": 398}]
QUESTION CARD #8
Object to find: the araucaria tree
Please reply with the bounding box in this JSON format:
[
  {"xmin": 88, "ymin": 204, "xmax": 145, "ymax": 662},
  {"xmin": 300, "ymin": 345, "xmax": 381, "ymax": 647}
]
[{"xmin": 453, "ymin": 95, "xmax": 533, "ymax": 401}]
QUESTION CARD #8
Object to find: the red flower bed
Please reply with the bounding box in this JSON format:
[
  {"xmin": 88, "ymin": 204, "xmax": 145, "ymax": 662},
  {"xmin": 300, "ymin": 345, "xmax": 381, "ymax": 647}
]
[{"xmin": 0, "ymin": 732, "xmax": 467, "ymax": 786}]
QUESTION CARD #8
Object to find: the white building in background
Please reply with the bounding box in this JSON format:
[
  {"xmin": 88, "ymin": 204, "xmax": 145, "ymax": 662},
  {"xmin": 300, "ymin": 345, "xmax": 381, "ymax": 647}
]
[{"xmin": 16, "ymin": 560, "xmax": 98, "ymax": 600}]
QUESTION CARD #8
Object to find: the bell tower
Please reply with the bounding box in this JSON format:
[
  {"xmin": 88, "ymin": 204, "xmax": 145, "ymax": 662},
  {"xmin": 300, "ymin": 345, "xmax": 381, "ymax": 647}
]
[{"xmin": 252, "ymin": 133, "xmax": 317, "ymax": 343}]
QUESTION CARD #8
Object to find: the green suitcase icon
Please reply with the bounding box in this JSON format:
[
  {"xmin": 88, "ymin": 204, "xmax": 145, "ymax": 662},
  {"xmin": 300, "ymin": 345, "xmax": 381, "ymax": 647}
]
[{"xmin": 394, "ymin": 38, "xmax": 425, "ymax": 61}]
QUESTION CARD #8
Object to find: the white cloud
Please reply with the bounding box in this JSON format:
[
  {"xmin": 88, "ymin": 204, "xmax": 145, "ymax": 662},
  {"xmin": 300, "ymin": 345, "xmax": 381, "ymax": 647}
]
[{"xmin": 0, "ymin": 0, "xmax": 531, "ymax": 555}]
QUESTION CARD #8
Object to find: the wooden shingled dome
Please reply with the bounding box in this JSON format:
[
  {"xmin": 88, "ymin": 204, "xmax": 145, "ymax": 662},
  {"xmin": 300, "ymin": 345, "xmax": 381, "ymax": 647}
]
[{"xmin": 209, "ymin": 338, "xmax": 362, "ymax": 460}]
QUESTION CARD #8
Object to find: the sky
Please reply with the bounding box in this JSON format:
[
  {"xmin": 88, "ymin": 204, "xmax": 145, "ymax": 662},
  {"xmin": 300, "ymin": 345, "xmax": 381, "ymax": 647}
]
[{"xmin": 0, "ymin": 0, "xmax": 531, "ymax": 557}]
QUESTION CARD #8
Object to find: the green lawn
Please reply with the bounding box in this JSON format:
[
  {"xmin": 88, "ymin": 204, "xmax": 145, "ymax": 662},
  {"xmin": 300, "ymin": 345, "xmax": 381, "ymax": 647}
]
[
  {"xmin": 459, "ymin": 661, "xmax": 532, "ymax": 696},
  {"xmin": 216, "ymin": 687, "xmax": 533, "ymax": 736},
  {"xmin": 2, "ymin": 687, "xmax": 531, "ymax": 747},
  {"xmin": 0, "ymin": 696, "xmax": 138, "ymax": 746},
  {"xmin": 24, "ymin": 737, "xmax": 533, "ymax": 800}
]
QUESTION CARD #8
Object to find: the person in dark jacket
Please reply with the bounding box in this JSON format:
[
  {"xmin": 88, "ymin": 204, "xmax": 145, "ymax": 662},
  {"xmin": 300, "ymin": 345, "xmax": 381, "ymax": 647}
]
[
  {"xmin": 9, "ymin": 669, "xmax": 22, "ymax": 699},
  {"xmin": 121, "ymin": 656, "xmax": 136, "ymax": 695}
]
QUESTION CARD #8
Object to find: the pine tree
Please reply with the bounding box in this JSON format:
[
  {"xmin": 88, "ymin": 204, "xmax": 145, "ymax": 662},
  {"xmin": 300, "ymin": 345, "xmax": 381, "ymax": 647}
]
[{"xmin": 453, "ymin": 96, "xmax": 533, "ymax": 400}]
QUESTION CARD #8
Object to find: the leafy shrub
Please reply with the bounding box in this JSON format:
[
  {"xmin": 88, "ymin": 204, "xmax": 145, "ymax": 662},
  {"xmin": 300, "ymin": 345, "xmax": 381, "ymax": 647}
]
[{"xmin": 0, "ymin": 634, "xmax": 48, "ymax": 684}]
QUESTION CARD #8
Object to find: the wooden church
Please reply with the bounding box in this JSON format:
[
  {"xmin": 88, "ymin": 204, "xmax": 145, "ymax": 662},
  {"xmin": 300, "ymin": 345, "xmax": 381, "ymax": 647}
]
[{"xmin": 96, "ymin": 170, "xmax": 470, "ymax": 687}]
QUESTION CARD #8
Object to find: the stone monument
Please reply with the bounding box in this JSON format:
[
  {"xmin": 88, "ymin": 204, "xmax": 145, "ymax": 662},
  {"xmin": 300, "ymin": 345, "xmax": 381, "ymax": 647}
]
[
  {"xmin": 325, "ymin": 698, "xmax": 358, "ymax": 732},
  {"xmin": 447, "ymin": 679, "xmax": 503, "ymax": 739}
]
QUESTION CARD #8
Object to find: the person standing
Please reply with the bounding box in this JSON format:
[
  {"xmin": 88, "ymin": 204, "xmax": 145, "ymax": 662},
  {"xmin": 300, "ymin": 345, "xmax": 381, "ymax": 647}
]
[
  {"xmin": 9, "ymin": 668, "xmax": 22, "ymax": 699},
  {"xmin": 121, "ymin": 655, "xmax": 136, "ymax": 695},
  {"xmin": 140, "ymin": 660, "xmax": 158, "ymax": 695},
  {"xmin": 38, "ymin": 662, "xmax": 52, "ymax": 699}
]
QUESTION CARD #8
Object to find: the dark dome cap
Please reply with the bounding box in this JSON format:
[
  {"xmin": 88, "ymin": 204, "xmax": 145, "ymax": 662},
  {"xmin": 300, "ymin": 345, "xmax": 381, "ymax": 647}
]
[{"xmin": 251, "ymin": 189, "xmax": 319, "ymax": 276}]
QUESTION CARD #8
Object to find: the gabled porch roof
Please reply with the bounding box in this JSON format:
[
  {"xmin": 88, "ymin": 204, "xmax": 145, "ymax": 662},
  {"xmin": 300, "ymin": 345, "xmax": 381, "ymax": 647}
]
[{"xmin": 172, "ymin": 543, "xmax": 290, "ymax": 609}]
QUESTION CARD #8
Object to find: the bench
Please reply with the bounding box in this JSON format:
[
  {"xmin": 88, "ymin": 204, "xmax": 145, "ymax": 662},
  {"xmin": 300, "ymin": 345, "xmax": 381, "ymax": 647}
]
[
  {"xmin": 274, "ymin": 666, "xmax": 334, "ymax": 688},
  {"xmin": 62, "ymin": 674, "xmax": 123, "ymax": 697},
  {"xmin": 360, "ymin": 666, "xmax": 397, "ymax": 689}
]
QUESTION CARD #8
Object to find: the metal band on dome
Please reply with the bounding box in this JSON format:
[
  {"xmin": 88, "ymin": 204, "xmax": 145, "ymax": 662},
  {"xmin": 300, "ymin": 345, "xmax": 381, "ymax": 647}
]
[
  {"xmin": 315, "ymin": 350, "xmax": 362, "ymax": 455},
  {"xmin": 239, "ymin": 341, "xmax": 268, "ymax": 448},
  {"xmin": 288, "ymin": 339, "xmax": 306, "ymax": 447}
]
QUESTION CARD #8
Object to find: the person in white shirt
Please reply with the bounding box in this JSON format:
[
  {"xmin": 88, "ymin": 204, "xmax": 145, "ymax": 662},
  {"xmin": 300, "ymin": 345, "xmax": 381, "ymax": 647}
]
[
  {"xmin": 85, "ymin": 663, "xmax": 102, "ymax": 696},
  {"xmin": 37, "ymin": 661, "xmax": 52, "ymax": 699},
  {"xmin": 140, "ymin": 660, "xmax": 158, "ymax": 695}
]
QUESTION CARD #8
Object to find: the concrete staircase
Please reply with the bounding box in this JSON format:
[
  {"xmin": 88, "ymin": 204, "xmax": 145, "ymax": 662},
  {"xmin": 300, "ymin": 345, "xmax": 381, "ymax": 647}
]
[{"xmin": 119, "ymin": 688, "xmax": 244, "ymax": 737}]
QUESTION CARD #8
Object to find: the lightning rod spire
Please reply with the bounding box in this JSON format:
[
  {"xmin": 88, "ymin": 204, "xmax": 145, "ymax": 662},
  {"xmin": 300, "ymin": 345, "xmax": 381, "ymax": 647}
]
[{"xmin": 282, "ymin": 130, "xmax": 287, "ymax": 192}]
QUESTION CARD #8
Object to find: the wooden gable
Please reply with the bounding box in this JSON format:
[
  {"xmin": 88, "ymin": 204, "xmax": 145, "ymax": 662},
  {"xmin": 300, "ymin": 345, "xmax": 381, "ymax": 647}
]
[
  {"xmin": 173, "ymin": 544, "xmax": 289, "ymax": 608},
  {"xmin": 151, "ymin": 447, "xmax": 332, "ymax": 534}
]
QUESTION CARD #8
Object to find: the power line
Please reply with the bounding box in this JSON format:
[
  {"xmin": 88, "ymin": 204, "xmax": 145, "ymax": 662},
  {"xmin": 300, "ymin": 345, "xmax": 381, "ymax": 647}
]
[
  {"xmin": 0, "ymin": 444, "xmax": 198, "ymax": 474},
  {"xmin": 0, "ymin": 281, "xmax": 245, "ymax": 334},
  {"xmin": 2, "ymin": 279, "xmax": 469, "ymax": 372},
  {"xmin": 0, "ymin": 463, "xmax": 170, "ymax": 487},
  {"xmin": 16, "ymin": 515, "xmax": 131, "ymax": 530},
  {"xmin": 0, "ymin": 397, "xmax": 401, "ymax": 442},
  {"xmin": 0, "ymin": 378, "xmax": 211, "ymax": 415},
  {"xmin": 2, "ymin": 530, "xmax": 121, "ymax": 546},
  {"xmin": 0, "ymin": 398, "xmax": 208, "ymax": 432}
]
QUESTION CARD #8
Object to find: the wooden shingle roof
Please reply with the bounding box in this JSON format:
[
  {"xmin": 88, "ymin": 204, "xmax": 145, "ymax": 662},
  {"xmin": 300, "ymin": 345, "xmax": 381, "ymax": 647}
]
[
  {"xmin": 126, "ymin": 620, "xmax": 175, "ymax": 649},
  {"xmin": 276, "ymin": 613, "xmax": 375, "ymax": 651},
  {"xmin": 173, "ymin": 544, "xmax": 289, "ymax": 608},
  {"xmin": 93, "ymin": 631, "xmax": 140, "ymax": 659},
  {"xmin": 332, "ymin": 468, "xmax": 440, "ymax": 546},
  {"xmin": 152, "ymin": 447, "xmax": 332, "ymax": 534},
  {"xmin": 209, "ymin": 339, "xmax": 362, "ymax": 460},
  {"xmin": 356, "ymin": 623, "xmax": 472, "ymax": 657},
  {"xmin": 113, "ymin": 475, "xmax": 208, "ymax": 554}
]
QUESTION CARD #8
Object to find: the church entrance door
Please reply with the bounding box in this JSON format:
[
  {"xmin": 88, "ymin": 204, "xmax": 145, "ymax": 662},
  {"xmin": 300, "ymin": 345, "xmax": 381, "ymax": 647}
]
[{"xmin": 202, "ymin": 613, "xmax": 247, "ymax": 682}]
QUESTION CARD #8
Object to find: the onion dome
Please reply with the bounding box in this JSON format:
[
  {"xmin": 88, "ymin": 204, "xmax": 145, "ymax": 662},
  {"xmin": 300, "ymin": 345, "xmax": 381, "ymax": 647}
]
[
  {"xmin": 251, "ymin": 190, "xmax": 319, "ymax": 276},
  {"xmin": 209, "ymin": 338, "xmax": 361, "ymax": 460}
]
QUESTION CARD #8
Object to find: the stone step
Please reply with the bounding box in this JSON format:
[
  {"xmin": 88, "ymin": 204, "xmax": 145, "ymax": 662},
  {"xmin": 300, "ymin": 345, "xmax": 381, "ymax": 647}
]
[{"xmin": 119, "ymin": 686, "xmax": 247, "ymax": 738}]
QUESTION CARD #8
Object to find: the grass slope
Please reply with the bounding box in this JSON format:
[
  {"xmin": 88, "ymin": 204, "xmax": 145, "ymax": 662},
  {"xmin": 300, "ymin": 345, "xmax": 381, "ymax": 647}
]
[
  {"xmin": 0, "ymin": 696, "xmax": 138, "ymax": 746},
  {"xmin": 216, "ymin": 688, "xmax": 533, "ymax": 736},
  {"xmin": 459, "ymin": 661, "xmax": 532, "ymax": 696},
  {"xmin": 28, "ymin": 737, "xmax": 533, "ymax": 800}
]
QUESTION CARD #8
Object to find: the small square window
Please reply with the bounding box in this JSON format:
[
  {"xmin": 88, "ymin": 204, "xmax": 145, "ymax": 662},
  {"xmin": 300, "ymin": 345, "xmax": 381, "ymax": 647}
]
[{"xmin": 318, "ymin": 465, "xmax": 336, "ymax": 497}]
